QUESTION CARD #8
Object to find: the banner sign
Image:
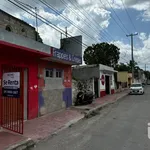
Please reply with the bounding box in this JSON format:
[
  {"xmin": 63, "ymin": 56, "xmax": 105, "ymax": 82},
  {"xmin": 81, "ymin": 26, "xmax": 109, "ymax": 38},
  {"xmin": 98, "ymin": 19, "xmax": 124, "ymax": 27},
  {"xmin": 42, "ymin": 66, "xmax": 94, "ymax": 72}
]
[
  {"xmin": 2, "ymin": 72, "xmax": 20, "ymax": 98},
  {"xmin": 53, "ymin": 48, "xmax": 82, "ymax": 64}
]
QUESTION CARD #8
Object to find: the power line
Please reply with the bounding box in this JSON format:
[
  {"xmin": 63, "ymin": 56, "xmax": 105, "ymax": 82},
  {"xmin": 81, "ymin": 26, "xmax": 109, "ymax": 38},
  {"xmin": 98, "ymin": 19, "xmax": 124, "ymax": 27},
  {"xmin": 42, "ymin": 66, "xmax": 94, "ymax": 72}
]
[
  {"xmin": 126, "ymin": 33, "xmax": 138, "ymax": 82},
  {"xmin": 7, "ymin": 0, "xmax": 130, "ymax": 63},
  {"xmin": 39, "ymin": 0, "xmax": 100, "ymax": 43},
  {"xmin": 62, "ymin": 0, "xmax": 130, "ymax": 59},
  {"xmin": 99, "ymin": 0, "xmax": 129, "ymax": 36},
  {"xmin": 120, "ymin": 0, "xmax": 137, "ymax": 32},
  {"xmin": 8, "ymin": 0, "xmax": 88, "ymax": 49},
  {"xmin": 65, "ymin": 0, "xmax": 114, "ymax": 41},
  {"xmin": 105, "ymin": 0, "xmax": 130, "ymax": 34},
  {"xmin": 60, "ymin": 0, "xmax": 111, "ymax": 42}
]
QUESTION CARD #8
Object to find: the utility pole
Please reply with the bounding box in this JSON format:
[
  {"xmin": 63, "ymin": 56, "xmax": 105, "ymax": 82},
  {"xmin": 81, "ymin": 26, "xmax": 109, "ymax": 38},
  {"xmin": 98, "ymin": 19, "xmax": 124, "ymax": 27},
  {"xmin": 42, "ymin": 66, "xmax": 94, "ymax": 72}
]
[
  {"xmin": 145, "ymin": 64, "xmax": 147, "ymax": 71},
  {"xmin": 35, "ymin": 7, "xmax": 38, "ymax": 41},
  {"xmin": 126, "ymin": 33, "xmax": 138, "ymax": 83},
  {"xmin": 65, "ymin": 27, "xmax": 67, "ymax": 38}
]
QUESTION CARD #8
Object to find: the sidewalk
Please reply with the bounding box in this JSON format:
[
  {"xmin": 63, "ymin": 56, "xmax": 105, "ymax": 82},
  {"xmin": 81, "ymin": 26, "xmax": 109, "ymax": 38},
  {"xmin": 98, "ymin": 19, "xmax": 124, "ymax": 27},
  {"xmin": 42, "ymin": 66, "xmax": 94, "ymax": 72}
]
[{"xmin": 0, "ymin": 90, "xmax": 128, "ymax": 150}]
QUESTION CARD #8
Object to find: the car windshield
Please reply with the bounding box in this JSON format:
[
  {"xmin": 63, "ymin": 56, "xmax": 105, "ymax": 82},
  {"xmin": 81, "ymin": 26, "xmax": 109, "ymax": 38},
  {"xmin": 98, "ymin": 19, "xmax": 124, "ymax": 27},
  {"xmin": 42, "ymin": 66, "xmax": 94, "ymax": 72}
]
[{"xmin": 131, "ymin": 84, "xmax": 142, "ymax": 87}]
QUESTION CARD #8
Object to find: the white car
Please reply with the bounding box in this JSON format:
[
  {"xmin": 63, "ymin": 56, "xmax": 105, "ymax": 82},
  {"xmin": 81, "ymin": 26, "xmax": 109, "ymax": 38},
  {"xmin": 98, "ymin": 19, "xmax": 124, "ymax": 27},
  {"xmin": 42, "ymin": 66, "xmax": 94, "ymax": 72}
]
[{"xmin": 129, "ymin": 83, "xmax": 144, "ymax": 95}]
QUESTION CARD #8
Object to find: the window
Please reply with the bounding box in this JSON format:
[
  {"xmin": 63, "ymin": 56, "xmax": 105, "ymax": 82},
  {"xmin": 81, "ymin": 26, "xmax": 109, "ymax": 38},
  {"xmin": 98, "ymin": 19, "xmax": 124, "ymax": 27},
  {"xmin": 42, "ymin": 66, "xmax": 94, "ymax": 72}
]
[
  {"xmin": 21, "ymin": 28, "xmax": 25, "ymax": 32},
  {"xmin": 45, "ymin": 69, "xmax": 53, "ymax": 78},
  {"xmin": 56, "ymin": 70, "xmax": 62, "ymax": 78}
]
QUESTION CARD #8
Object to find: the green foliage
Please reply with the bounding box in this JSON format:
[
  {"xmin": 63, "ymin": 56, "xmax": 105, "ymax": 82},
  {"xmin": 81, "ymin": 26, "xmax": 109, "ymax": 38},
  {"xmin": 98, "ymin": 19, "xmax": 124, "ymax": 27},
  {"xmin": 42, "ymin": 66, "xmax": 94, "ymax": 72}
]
[
  {"xmin": 83, "ymin": 42, "xmax": 120, "ymax": 67},
  {"xmin": 144, "ymin": 71, "xmax": 150, "ymax": 79},
  {"xmin": 115, "ymin": 63, "xmax": 129, "ymax": 71}
]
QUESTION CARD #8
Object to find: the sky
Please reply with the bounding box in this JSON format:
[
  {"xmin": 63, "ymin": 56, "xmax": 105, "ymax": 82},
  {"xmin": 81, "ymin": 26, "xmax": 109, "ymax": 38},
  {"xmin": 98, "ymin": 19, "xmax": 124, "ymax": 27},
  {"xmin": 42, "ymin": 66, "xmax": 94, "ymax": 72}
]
[{"xmin": 0, "ymin": 0, "xmax": 150, "ymax": 70}]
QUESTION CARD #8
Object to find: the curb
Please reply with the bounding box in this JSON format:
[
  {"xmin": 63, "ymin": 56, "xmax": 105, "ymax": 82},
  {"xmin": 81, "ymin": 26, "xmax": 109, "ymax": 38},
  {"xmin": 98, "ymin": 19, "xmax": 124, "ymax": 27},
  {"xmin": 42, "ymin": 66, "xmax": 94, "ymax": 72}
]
[
  {"xmin": 6, "ymin": 92, "xmax": 128, "ymax": 150},
  {"xmin": 6, "ymin": 138, "xmax": 35, "ymax": 150},
  {"xmin": 36, "ymin": 115, "xmax": 85, "ymax": 144},
  {"xmin": 84, "ymin": 93, "xmax": 128, "ymax": 118}
]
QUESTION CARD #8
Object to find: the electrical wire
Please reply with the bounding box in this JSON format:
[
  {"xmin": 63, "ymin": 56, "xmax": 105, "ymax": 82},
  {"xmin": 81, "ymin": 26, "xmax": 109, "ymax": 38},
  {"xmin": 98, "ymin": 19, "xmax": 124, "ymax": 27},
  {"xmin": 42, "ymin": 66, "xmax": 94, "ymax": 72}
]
[
  {"xmin": 99, "ymin": 0, "xmax": 129, "ymax": 36},
  {"xmin": 120, "ymin": 0, "xmax": 137, "ymax": 32},
  {"xmin": 7, "ymin": 0, "xmax": 130, "ymax": 63},
  {"xmin": 39, "ymin": 0, "xmax": 100, "ymax": 43},
  {"xmin": 65, "ymin": 0, "xmax": 113, "ymax": 41},
  {"xmin": 61, "ymin": 0, "xmax": 130, "ymax": 59},
  {"xmin": 60, "ymin": 0, "xmax": 109, "ymax": 41},
  {"xmin": 8, "ymin": 0, "xmax": 88, "ymax": 49}
]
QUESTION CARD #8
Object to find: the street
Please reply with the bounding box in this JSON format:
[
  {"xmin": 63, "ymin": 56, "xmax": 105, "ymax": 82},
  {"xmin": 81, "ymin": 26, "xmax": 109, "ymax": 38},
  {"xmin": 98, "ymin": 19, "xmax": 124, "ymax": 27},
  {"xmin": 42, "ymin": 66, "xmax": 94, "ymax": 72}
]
[{"xmin": 33, "ymin": 86, "xmax": 150, "ymax": 150}]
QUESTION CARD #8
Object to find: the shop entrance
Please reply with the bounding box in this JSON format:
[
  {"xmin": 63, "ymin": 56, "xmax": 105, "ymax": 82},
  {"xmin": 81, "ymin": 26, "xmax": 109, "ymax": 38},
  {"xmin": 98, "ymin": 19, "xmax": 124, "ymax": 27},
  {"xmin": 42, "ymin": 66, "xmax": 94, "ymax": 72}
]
[
  {"xmin": 105, "ymin": 75, "xmax": 110, "ymax": 94},
  {"xmin": 0, "ymin": 65, "xmax": 27, "ymax": 134}
]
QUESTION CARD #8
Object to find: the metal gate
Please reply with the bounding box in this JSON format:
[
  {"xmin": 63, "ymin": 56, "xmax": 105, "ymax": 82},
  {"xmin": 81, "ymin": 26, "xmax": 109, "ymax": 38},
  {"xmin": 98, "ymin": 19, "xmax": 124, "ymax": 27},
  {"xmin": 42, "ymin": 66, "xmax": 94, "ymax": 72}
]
[{"xmin": 0, "ymin": 65, "xmax": 24, "ymax": 134}]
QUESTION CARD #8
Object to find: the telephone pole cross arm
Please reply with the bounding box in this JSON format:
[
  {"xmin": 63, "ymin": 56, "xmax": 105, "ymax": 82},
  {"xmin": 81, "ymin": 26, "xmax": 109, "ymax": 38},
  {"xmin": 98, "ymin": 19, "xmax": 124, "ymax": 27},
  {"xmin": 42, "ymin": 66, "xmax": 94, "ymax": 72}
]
[{"xmin": 126, "ymin": 33, "xmax": 138, "ymax": 83}]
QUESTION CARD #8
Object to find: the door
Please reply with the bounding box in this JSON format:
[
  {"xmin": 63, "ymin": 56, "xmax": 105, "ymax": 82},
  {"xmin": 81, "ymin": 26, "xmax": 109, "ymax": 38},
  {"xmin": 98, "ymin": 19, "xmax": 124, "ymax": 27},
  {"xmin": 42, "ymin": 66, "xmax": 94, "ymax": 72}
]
[
  {"xmin": 0, "ymin": 65, "xmax": 24, "ymax": 134},
  {"xmin": 94, "ymin": 78, "xmax": 99, "ymax": 98},
  {"xmin": 105, "ymin": 75, "xmax": 110, "ymax": 94}
]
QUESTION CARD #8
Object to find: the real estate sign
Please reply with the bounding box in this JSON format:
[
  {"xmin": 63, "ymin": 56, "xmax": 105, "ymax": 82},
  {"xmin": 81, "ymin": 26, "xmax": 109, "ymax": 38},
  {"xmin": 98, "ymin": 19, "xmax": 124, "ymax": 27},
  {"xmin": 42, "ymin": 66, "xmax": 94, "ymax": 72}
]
[{"xmin": 2, "ymin": 72, "xmax": 20, "ymax": 98}]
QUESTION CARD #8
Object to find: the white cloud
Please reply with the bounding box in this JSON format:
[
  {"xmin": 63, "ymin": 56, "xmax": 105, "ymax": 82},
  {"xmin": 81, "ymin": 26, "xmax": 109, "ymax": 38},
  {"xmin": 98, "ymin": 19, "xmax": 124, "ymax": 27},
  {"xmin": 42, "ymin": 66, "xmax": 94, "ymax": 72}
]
[
  {"xmin": 113, "ymin": 33, "xmax": 150, "ymax": 66},
  {"xmin": 139, "ymin": 32, "xmax": 147, "ymax": 41}
]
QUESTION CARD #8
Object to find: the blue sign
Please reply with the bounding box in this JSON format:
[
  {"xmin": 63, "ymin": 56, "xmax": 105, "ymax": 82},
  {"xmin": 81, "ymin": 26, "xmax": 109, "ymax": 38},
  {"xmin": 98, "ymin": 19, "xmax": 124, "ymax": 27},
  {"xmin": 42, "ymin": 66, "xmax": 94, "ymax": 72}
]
[{"xmin": 53, "ymin": 48, "xmax": 82, "ymax": 64}]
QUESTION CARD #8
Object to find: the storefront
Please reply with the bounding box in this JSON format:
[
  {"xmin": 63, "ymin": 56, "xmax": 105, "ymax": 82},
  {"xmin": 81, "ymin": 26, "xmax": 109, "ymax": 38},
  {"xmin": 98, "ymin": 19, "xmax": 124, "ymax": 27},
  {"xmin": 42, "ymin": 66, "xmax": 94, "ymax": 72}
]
[
  {"xmin": 0, "ymin": 29, "xmax": 82, "ymax": 134},
  {"xmin": 38, "ymin": 48, "xmax": 82, "ymax": 116}
]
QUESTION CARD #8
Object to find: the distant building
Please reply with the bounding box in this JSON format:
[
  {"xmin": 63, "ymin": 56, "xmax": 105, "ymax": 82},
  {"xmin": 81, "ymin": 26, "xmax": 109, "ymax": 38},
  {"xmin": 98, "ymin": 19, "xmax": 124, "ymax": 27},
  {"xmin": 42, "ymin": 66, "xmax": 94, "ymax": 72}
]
[{"xmin": 117, "ymin": 71, "xmax": 132, "ymax": 87}]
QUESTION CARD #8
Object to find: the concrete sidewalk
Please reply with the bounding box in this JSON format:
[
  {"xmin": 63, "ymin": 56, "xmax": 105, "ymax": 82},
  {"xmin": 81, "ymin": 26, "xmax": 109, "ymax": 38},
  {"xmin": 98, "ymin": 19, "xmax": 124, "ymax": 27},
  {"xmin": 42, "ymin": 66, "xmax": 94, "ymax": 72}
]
[{"xmin": 1, "ymin": 90, "xmax": 128, "ymax": 150}]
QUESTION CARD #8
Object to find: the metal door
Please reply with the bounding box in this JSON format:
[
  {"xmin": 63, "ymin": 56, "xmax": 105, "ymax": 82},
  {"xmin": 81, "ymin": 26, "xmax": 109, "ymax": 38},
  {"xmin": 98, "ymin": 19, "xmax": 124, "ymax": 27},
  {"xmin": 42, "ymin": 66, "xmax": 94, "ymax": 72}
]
[{"xmin": 0, "ymin": 65, "xmax": 24, "ymax": 134}]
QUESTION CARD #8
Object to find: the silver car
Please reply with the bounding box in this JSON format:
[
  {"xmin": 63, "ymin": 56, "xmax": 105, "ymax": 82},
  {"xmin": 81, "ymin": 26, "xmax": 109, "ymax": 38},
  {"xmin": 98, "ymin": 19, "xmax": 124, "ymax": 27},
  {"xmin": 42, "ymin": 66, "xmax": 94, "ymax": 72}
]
[{"xmin": 129, "ymin": 83, "xmax": 144, "ymax": 95}]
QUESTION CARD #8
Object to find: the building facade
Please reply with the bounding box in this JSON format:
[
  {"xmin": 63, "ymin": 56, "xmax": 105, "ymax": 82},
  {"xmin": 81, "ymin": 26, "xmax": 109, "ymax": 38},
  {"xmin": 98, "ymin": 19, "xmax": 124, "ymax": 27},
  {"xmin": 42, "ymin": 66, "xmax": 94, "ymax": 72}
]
[
  {"xmin": 0, "ymin": 10, "xmax": 82, "ymax": 134},
  {"xmin": 72, "ymin": 64, "xmax": 116, "ymax": 99},
  {"xmin": 117, "ymin": 71, "xmax": 132, "ymax": 87}
]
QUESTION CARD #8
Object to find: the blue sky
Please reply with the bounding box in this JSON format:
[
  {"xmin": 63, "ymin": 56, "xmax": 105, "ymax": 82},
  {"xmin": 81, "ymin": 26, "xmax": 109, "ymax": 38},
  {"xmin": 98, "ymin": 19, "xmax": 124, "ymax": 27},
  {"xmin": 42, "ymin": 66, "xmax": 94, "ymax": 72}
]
[{"xmin": 0, "ymin": 0, "xmax": 150, "ymax": 68}]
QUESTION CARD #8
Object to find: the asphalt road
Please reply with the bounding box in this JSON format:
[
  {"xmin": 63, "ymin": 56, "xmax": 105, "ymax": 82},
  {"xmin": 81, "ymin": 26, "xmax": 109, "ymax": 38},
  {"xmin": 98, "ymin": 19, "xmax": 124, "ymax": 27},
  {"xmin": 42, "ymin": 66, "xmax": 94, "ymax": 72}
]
[{"xmin": 33, "ymin": 86, "xmax": 150, "ymax": 150}]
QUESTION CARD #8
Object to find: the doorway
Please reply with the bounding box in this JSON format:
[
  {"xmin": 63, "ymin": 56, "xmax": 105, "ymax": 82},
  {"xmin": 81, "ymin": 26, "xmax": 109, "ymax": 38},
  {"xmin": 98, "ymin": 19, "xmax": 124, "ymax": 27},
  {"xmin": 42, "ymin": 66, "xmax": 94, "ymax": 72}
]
[
  {"xmin": 94, "ymin": 78, "xmax": 99, "ymax": 98},
  {"xmin": 0, "ymin": 65, "xmax": 25, "ymax": 134},
  {"xmin": 105, "ymin": 75, "xmax": 110, "ymax": 94}
]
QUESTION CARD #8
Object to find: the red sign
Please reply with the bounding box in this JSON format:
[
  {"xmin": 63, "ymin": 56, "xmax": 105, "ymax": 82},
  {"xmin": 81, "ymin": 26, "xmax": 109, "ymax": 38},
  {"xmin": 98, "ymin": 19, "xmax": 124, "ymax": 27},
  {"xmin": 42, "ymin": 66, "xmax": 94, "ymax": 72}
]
[{"xmin": 101, "ymin": 75, "xmax": 105, "ymax": 85}]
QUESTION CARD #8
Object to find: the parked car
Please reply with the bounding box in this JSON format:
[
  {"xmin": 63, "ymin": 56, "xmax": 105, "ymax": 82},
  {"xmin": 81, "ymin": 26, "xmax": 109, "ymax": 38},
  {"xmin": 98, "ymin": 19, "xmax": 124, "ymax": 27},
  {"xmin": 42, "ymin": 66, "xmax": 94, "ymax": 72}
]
[{"xmin": 129, "ymin": 83, "xmax": 144, "ymax": 95}]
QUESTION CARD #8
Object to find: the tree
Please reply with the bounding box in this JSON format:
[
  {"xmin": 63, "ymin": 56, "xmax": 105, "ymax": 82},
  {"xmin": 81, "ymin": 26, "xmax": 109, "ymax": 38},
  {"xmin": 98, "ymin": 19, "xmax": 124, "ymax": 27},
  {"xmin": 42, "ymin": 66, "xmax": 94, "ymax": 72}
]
[
  {"xmin": 83, "ymin": 42, "xmax": 120, "ymax": 67},
  {"xmin": 115, "ymin": 63, "xmax": 129, "ymax": 71}
]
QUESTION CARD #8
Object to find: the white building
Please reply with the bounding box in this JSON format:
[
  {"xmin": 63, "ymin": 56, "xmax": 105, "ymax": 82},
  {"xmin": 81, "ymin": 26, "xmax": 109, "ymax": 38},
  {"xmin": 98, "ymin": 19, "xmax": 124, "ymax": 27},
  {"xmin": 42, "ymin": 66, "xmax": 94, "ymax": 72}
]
[{"xmin": 72, "ymin": 64, "xmax": 117, "ymax": 98}]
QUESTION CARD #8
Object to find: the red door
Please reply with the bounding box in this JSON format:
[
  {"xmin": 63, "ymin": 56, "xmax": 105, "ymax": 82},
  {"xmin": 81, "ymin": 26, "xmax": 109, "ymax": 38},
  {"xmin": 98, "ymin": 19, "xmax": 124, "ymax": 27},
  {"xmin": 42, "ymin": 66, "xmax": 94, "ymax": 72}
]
[{"xmin": 0, "ymin": 65, "xmax": 24, "ymax": 134}]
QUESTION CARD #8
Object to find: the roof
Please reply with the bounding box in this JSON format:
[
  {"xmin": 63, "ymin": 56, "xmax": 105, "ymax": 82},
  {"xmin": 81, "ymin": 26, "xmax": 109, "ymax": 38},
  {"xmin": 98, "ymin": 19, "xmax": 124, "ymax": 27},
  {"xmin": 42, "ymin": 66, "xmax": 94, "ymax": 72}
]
[
  {"xmin": 0, "ymin": 9, "xmax": 35, "ymax": 30},
  {"xmin": 72, "ymin": 64, "xmax": 98, "ymax": 69}
]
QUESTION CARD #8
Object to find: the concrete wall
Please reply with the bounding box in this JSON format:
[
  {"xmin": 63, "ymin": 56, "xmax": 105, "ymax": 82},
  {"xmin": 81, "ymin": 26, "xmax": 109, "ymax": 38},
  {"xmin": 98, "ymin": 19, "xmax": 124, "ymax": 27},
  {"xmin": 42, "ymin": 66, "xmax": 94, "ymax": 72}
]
[
  {"xmin": 60, "ymin": 35, "xmax": 82, "ymax": 57},
  {"xmin": 117, "ymin": 72, "xmax": 128, "ymax": 82},
  {"xmin": 0, "ymin": 28, "xmax": 51, "ymax": 55},
  {"xmin": 0, "ymin": 9, "xmax": 37, "ymax": 40},
  {"xmin": 72, "ymin": 65, "xmax": 99, "ymax": 80},
  {"xmin": 38, "ymin": 61, "xmax": 72, "ymax": 116},
  {"xmin": 111, "ymin": 74, "xmax": 115, "ymax": 90}
]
